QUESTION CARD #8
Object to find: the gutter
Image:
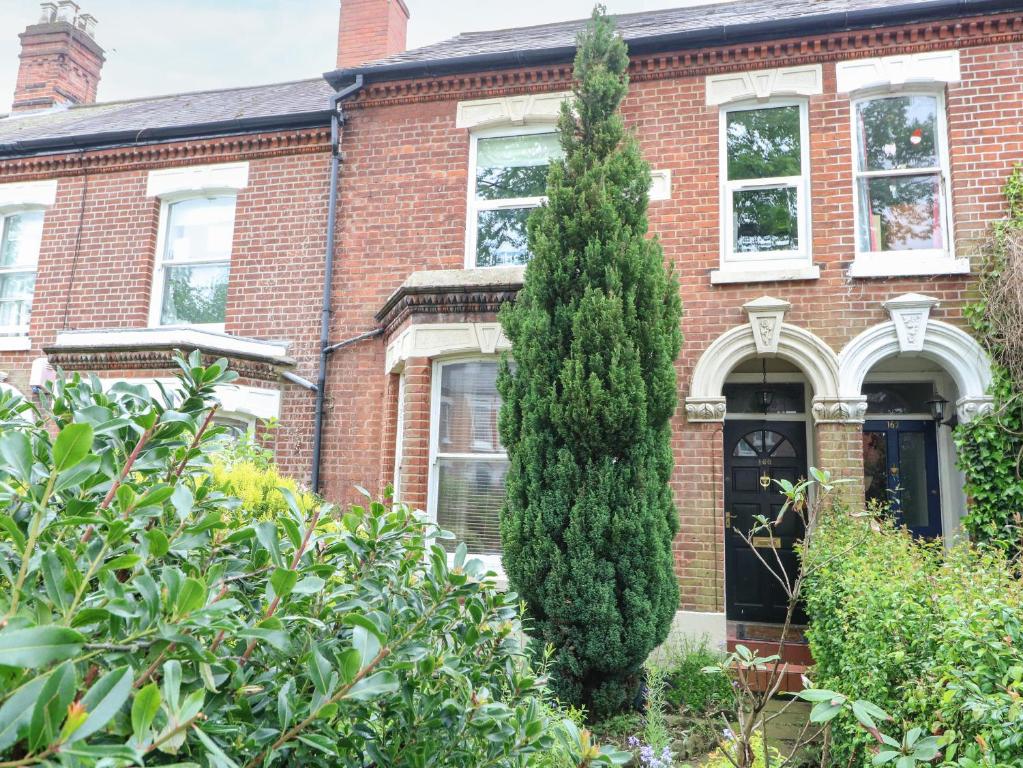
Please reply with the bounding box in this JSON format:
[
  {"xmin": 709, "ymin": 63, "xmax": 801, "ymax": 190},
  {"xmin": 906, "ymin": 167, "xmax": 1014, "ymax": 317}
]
[
  {"xmin": 324, "ymin": 0, "xmax": 1021, "ymax": 88},
  {"xmin": 0, "ymin": 110, "xmax": 332, "ymax": 159},
  {"xmin": 310, "ymin": 74, "xmax": 366, "ymax": 494}
]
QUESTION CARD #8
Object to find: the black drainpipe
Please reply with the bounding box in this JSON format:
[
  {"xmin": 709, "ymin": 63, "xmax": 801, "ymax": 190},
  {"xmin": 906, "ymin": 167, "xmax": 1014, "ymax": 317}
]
[{"xmin": 311, "ymin": 75, "xmax": 365, "ymax": 493}]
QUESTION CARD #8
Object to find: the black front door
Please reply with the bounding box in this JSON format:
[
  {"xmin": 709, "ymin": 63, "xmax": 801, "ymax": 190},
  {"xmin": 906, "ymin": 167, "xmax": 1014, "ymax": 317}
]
[
  {"xmin": 863, "ymin": 420, "xmax": 942, "ymax": 538},
  {"xmin": 724, "ymin": 420, "xmax": 808, "ymax": 623}
]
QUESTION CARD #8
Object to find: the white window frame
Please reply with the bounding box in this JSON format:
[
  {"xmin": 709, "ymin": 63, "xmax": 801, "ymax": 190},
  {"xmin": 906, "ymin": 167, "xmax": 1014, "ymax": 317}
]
[
  {"xmin": 0, "ymin": 206, "xmax": 46, "ymax": 348},
  {"xmin": 848, "ymin": 88, "xmax": 966, "ymax": 278},
  {"xmin": 149, "ymin": 192, "xmax": 238, "ymax": 331},
  {"xmin": 465, "ymin": 124, "xmax": 559, "ymax": 269},
  {"xmin": 427, "ymin": 355, "xmax": 508, "ymax": 574},
  {"xmin": 715, "ymin": 99, "xmax": 815, "ymax": 284}
]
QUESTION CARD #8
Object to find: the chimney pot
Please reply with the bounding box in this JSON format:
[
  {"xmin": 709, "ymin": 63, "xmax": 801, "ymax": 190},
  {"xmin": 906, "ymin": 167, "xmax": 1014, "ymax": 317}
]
[
  {"xmin": 55, "ymin": 1, "xmax": 79, "ymax": 23},
  {"xmin": 38, "ymin": 2, "xmax": 58, "ymax": 23},
  {"xmin": 78, "ymin": 12, "xmax": 97, "ymax": 37}
]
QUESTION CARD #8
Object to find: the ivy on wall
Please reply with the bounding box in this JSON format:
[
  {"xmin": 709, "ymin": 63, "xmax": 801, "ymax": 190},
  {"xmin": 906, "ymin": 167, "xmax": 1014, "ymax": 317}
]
[{"xmin": 954, "ymin": 165, "xmax": 1023, "ymax": 551}]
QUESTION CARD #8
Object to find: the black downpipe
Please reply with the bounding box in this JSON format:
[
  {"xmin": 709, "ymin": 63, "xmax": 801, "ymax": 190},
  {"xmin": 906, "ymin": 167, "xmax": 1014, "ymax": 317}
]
[{"xmin": 311, "ymin": 75, "xmax": 364, "ymax": 493}]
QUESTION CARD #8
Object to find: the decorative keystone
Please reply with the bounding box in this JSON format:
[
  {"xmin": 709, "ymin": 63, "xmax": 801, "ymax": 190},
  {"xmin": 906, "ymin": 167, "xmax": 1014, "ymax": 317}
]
[
  {"xmin": 883, "ymin": 293, "xmax": 939, "ymax": 353},
  {"xmin": 743, "ymin": 296, "xmax": 791, "ymax": 355}
]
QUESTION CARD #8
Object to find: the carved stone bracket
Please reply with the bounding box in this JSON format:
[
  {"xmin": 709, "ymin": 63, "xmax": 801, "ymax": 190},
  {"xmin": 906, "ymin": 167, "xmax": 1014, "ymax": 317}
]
[
  {"xmin": 685, "ymin": 397, "xmax": 726, "ymax": 423},
  {"xmin": 743, "ymin": 296, "xmax": 791, "ymax": 355},
  {"xmin": 883, "ymin": 293, "xmax": 939, "ymax": 353},
  {"xmin": 812, "ymin": 396, "xmax": 868, "ymax": 424},
  {"xmin": 956, "ymin": 395, "xmax": 995, "ymax": 423}
]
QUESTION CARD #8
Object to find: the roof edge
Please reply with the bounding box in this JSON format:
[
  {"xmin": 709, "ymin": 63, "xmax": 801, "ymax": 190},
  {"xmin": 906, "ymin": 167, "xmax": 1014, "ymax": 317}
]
[
  {"xmin": 0, "ymin": 109, "xmax": 332, "ymax": 160},
  {"xmin": 324, "ymin": 0, "xmax": 1021, "ymax": 88}
]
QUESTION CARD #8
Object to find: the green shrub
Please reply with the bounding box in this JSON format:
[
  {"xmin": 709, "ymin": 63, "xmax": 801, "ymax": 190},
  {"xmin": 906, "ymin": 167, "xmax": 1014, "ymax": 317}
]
[
  {"xmin": 802, "ymin": 508, "xmax": 1023, "ymax": 766},
  {"xmin": 498, "ymin": 6, "xmax": 682, "ymax": 717},
  {"xmin": 0, "ymin": 354, "xmax": 627, "ymax": 767},
  {"xmin": 210, "ymin": 456, "xmax": 317, "ymax": 521},
  {"xmin": 659, "ymin": 641, "xmax": 734, "ymax": 715}
]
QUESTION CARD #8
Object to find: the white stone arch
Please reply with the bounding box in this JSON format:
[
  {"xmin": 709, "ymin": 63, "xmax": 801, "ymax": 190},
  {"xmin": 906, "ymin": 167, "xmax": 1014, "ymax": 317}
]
[
  {"xmin": 839, "ymin": 318, "xmax": 993, "ymax": 422},
  {"xmin": 686, "ymin": 320, "xmax": 841, "ymax": 422}
]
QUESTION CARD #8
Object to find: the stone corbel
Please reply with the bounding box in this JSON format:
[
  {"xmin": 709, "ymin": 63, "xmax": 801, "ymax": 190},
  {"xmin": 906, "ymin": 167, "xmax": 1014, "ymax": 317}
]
[
  {"xmin": 685, "ymin": 397, "xmax": 726, "ymax": 423},
  {"xmin": 956, "ymin": 396, "xmax": 995, "ymax": 423},
  {"xmin": 812, "ymin": 396, "xmax": 868, "ymax": 424},
  {"xmin": 743, "ymin": 296, "xmax": 791, "ymax": 355},
  {"xmin": 883, "ymin": 293, "xmax": 939, "ymax": 353}
]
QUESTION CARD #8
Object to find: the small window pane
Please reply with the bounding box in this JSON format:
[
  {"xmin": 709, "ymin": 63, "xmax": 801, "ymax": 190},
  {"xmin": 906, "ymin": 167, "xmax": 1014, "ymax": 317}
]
[
  {"xmin": 863, "ymin": 432, "xmax": 889, "ymax": 509},
  {"xmin": 856, "ymin": 96, "xmax": 938, "ymax": 172},
  {"xmin": 733, "ymin": 187, "xmax": 799, "ymax": 253},
  {"xmin": 475, "ymin": 133, "xmax": 562, "ymax": 200},
  {"xmin": 436, "ymin": 457, "xmax": 508, "ymax": 556},
  {"xmin": 439, "ymin": 361, "xmax": 503, "ymax": 454},
  {"xmin": 898, "ymin": 431, "xmax": 929, "ymax": 528},
  {"xmin": 724, "ymin": 383, "xmax": 805, "ymax": 414},
  {"xmin": 858, "ymin": 174, "xmax": 942, "ymax": 252},
  {"xmin": 733, "ymin": 439, "xmax": 757, "ymax": 457},
  {"xmin": 476, "ymin": 208, "xmax": 531, "ymax": 266},
  {"xmin": 160, "ymin": 264, "xmax": 229, "ymax": 325},
  {"xmin": 863, "ymin": 383, "xmax": 934, "ymax": 415},
  {"xmin": 726, "ymin": 106, "xmax": 801, "ymax": 181},
  {"xmin": 165, "ymin": 197, "xmax": 236, "ymax": 264},
  {"xmin": 0, "ymin": 272, "xmax": 35, "ymax": 332},
  {"xmin": 0, "ymin": 211, "xmax": 44, "ymax": 269}
]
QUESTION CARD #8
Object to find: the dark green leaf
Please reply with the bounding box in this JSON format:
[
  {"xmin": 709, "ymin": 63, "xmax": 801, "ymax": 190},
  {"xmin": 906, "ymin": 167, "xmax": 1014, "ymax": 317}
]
[
  {"xmin": 0, "ymin": 626, "xmax": 84, "ymax": 668},
  {"xmin": 70, "ymin": 665, "xmax": 133, "ymax": 742},
  {"xmin": 52, "ymin": 423, "xmax": 94, "ymax": 473}
]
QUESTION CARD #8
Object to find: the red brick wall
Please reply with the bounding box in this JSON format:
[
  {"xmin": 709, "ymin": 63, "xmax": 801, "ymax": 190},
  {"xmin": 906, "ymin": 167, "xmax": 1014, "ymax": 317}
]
[
  {"xmin": 336, "ymin": 0, "xmax": 409, "ymax": 69},
  {"xmin": 12, "ymin": 24, "xmax": 104, "ymax": 111}
]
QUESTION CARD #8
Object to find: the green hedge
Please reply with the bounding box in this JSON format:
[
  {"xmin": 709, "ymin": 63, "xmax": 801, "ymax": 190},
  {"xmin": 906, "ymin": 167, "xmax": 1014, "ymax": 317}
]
[{"xmin": 802, "ymin": 510, "xmax": 1023, "ymax": 766}]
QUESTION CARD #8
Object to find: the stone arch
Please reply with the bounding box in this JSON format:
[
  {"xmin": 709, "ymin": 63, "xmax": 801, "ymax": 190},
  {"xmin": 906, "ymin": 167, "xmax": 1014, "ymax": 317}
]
[
  {"xmin": 839, "ymin": 319, "xmax": 993, "ymax": 422},
  {"xmin": 686, "ymin": 321, "xmax": 840, "ymax": 421}
]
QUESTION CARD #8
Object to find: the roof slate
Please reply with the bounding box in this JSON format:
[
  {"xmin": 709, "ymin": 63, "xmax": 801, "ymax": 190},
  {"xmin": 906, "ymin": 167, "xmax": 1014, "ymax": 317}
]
[
  {"xmin": 0, "ymin": 78, "xmax": 333, "ymax": 153},
  {"xmin": 341, "ymin": 0, "xmax": 976, "ymax": 73}
]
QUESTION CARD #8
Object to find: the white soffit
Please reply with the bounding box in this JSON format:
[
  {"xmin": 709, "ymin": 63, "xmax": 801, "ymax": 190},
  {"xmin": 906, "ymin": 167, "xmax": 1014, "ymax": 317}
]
[
  {"xmin": 0, "ymin": 178, "xmax": 58, "ymax": 209},
  {"xmin": 52, "ymin": 328, "xmax": 291, "ymax": 365},
  {"xmin": 706, "ymin": 64, "xmax": 822, "ymax": 106},
  {"xmin": 836, "ymin": 50, "xmax": 960, "ymax": 93},
  {"xmin": 146, "ymin": 161, "xmax": 250, "ymax": 198},
  {"xmin": 456, "ymin": 91, "xmax": 571, "ymax": 129}
]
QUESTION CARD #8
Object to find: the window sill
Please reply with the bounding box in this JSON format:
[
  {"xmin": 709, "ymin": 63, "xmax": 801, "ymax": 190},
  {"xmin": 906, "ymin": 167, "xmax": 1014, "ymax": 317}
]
[
  {"xmin": 0, "ymin": 336, "xmax": 31, "ymax": 351},
  {"xmin": 710, "ymin": 264, "xmax": 820, "ymax": 285},
  {"xmin": 848, "ymin": 256, "xmax": 970, "ymax": 279}
]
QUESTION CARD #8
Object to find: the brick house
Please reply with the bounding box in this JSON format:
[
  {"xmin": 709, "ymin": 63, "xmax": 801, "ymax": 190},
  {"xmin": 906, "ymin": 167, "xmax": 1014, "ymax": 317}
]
[{"xmin": 1, "ymin": 0, "xmax": 1020, "ymax": 650}]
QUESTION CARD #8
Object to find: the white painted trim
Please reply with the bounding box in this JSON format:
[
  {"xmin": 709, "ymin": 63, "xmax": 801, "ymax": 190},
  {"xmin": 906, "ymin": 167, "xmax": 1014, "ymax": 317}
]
[
  {"xmin": 687, "ymin": 322, "xmax": 840, "ymax": 422},
  {"xmin": 0, "ymin": 337, "xmax": 31, "ymax": 351},
  {"xmin": 836, "ymin": 50, "xmax": 960, "ymax": 93},
  {"xmin": 0, "ymin": 179, "xmax": 57, "ymax": 210},
  {"xmin": 718, "ymin": 99, "xmax": 814, "ymax": 275},
  {"xmin": 145, "ymin": 162, "xmax": 249, "ymax": 199},
  {"xmin": 848, "ymin": 88, "xmax": 958, "ymax": 277},
  {"xmin": 706, "ymin": 64, "xmax": 822, "ymax": 106},
  {"xmin": 838, "ymin": 319, "xmax": 992, "ymax": 418},
  {"xmin": 456, "ymin": 91, "xmax": 571, "ymax": 130},
  {"xmin": 393, "ymin": 372, "xmax": 406, "ymax": 502},
  {"xmin": 427, "ymin": 355, "xmax": 508, "ymax": 577},
  {"xmin": 51, "ymin": 328, "xmax": 291, "ymax": 364},
  {"xmin": 385, "ymin": 322, "xmax": 510, "ymax": 374},
  {"xmin": 99, "ymin": 376, "xmax": 281, "ymax": 421},
  {"xmin": 710, "ymin": 264, "xmax": 820, "ymax": 285},
  {"xmin": 649, "ymin": 169, "xmax": 671, "ymax": 201}
]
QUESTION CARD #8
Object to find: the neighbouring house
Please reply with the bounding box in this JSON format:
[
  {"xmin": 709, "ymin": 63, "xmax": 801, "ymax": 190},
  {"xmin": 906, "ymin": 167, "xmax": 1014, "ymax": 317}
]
[{"xmin": 0, "ymin": 0, "xmax": 1020, "ymax": 659}]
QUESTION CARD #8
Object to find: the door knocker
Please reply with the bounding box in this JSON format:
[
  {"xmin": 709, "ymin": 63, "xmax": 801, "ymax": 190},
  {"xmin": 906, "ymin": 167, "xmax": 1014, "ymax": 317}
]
[{"xmin": 759, "ymin": 474, "xmax": 772, "ymax": 490}]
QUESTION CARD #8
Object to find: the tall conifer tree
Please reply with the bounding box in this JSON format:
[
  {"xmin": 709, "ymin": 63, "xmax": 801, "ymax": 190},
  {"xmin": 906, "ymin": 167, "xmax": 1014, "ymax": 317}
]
[{"xmin": 497, "ymin": 6, "xmax": 683, "ymax": 716}]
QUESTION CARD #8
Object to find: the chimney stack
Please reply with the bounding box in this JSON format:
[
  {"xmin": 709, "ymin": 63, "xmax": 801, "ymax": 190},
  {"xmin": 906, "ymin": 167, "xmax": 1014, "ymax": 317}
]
[
  {"xmin": 11, "ymin": 1, "xmax": 105, "ymax": 113},
  {"xmin": 336, "ymin": 0, "xmax": 409, "ymax": 70}
]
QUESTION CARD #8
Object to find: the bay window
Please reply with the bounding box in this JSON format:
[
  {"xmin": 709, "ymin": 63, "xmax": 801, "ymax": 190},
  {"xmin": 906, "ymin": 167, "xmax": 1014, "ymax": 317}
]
[
  {"xmin": 429, "ymin": 359, "xmax": 508, "ymax": 569},
  {"xmin": 467, "ymin": 128, "xmax": 563, "ymax": 268},
  {"xmin": 0, "ymin": 209, "xmax": 44, "ymax": 339},
  {"xmin": 151, "ymin": 195, "xmax": 236, "ymax": 328},
  {"xmin": 851, "ymin": 92, "xmax": 961, "ymax": 276},
  {"xmin": 719, "ymin": 102, "xmax": 811, "ymax": 277}
]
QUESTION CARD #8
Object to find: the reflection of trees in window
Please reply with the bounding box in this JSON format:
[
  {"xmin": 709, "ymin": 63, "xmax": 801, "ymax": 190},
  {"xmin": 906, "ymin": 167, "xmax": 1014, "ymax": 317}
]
[
  {"xmin": 733, "ymin": 188, "xmax": 799, "ymax": 252},
  {"xmin": 856, "ymin": 96, "xmax": 937, "ymax": 172},
  {"xmin": 726, "ymin": 106, "xmax": 801, "ymax": 180},
  {"xmin": 161, "ymin": 267, "xmax": 229, "ymax": 326}
]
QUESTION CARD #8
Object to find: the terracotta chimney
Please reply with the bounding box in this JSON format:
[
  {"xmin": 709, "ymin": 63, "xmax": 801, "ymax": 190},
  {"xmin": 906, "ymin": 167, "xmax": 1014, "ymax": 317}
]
[
  {"xmin": 336, "ymin": 0, "xmax": 409, "ymax": 69},
  {"xmin": 11, "ymin": 1, "xmax": 105, "ymax": 113}
]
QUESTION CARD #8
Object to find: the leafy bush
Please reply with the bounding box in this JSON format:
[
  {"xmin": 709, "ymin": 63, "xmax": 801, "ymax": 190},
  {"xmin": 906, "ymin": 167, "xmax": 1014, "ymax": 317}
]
[
  {"xmin": 802, "ymin": 508, "xmax": 1023, "ymax": 766},
  {"xmin": 210, "ymin": 455, "xmax": 316, "ymax": 521},
  {"xmin": 0, "ymin": 354, "xmax": 627, "ymax": 767},
  {"xmin": 659, "ymin": 641, "xmax": 734, "ymax": 716}
]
